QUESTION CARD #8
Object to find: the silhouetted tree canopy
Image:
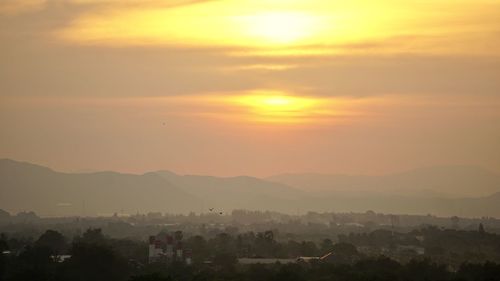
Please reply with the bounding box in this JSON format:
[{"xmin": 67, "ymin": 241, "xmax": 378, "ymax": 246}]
[
  {"xmin": 0, "ymin": 226, "xmax": 500, "ymax": 281},
  {"xmin": 35, "ymin": 229, "xmax": 66, "ymax": 254}
]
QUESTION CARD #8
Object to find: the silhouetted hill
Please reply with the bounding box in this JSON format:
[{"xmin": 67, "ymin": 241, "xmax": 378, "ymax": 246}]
[
  {"xmin": 2, "ymin": 159, "xmax": 500, "ymax": 217},
  {"xmin": 0, "ymin": 159, "xmax": 304, "ymax": 216},
  {"xmin": 153, "ymin": 171, "xmax": 304, "ymax": 211},
  {"xmin": 268, "ymin": 165, "xmax": 500, "ymax": 198},
  {"xmin": 0, "ymin": 159, "xmax": 198, "ymax": 216},
  {"xmin": 456, "ymin": 191, "xmax": 500, "ymax": 217}
]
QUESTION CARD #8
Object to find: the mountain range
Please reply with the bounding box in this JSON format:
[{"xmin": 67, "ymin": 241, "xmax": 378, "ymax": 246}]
[
  {"xmin": 267, "ymin": 165, "xmax": 500, "ymax": 198},
  {"xmin": 1, "ymin": 159, "xmax": 499, "ymax": 218}
]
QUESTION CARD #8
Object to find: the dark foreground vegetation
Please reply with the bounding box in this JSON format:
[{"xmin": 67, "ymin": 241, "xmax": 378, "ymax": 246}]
[{"xmin": 2, "ymin": 225, "xmax": 500, "ymax": 281}]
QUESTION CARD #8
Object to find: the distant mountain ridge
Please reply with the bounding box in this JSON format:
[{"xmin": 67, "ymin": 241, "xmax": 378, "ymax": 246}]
[
  {"xmin": 0, "ymin": 159, "xmax": 303, "ymax": 216},
  {"xmin": 1, "ymin": 159, "xmax": 500, "ymax": 217},
  {"xmin": 0, "ymin": 158, "xmax": 197, "ymax": 216},
  {"xmin": 267, "ymin": 165, "xmax": 500, "ymax": 198}
]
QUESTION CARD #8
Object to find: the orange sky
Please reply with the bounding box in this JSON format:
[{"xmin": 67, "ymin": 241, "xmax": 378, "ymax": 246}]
[{"xmin": 0, "ymin": 0, "xmax": 499, "ymax": 176}]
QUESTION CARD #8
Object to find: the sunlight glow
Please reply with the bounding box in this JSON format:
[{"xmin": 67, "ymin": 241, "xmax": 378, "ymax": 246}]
[
  {"xmin": 237, "ymin": 12, "xmax": 320, "ymax": 44},
  {"xmin": 229, "ymin": 91, "xmax": 326, "ymax": 123},
  {"xmin": 55, "ymin": 0, "xmax": 500, "ymax": 56}
]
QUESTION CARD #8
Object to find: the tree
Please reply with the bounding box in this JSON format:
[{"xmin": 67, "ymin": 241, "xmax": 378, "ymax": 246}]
[
  {"xmin": 264, "ymin": 230, "xmax": 274, "ymax": 242},
  {"xmin": 331, "ymin": 243, "xmax": 358, "ymax": 256},
  {"xmin": 322, "ymin": 243, "xmax": 360, "ymax": 264},
  {"xmin": 213, "ymin": 252, "xmax": 237, "ymax": 270},
  {"xmin": 7, "ymin": 246, "xmax": 56, "ymax": 281},
  {"xmin": 185, "ymin": 235, "xmax": 208, "ymax": 263},
  {"xmin": 79, "ymin": 228, "xmax": 106, "ymax": 244},
  {"xmin": 255, "ymin": 231, "xmax": 277, "ymax": 257},
  {"xmin": 320, "ymin": 238, "xmax": 334, "ymax": 254},
  {"xmin": 173, "ymin": 231, "xmax": 183, "ymax": 241},
  {"xmin": 35, "ymin": 230, "xmax": 66, "ymax": 255},
  {"xmin": 355, "ymin": 257, "xmax": 402, "ymax": 280},
  {"xmin": 62, "ymin": 241, "xmax": 130, "ymax": 281},
  {"xmin": 0, "ymin": 233, "xmax": 8, "ymax": 252},
  {"xmin": 299, "ymin": 241, "xmax": 318, "ymax": 257},
  {"xmin": 478, "ymin": 223, "xmax": 485, "ymax": 234},
  {"xmin": 272, "ymin": 264, "xmax": 305, "ymax": 281},
  {"xmin": 247, "ymin": 264, "xmax": 273, "ymax": 281},
  {"xmin": 405, "ymin": 259, "xmax": 450, "ymax": 281},
  {"xmin": 214, "ymin": 233, "xmax": 235, "ymax": 256},
  {"xmin": 0, "ymin": 235, "xmax": 6, "ymax": 281},
  {"xmin": 458, "ymin": 262, "xmax": 500, "ymax": 281}
]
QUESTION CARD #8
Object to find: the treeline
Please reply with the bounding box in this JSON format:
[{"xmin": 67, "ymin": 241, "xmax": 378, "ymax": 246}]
[
  {"xmin": 2, "ymin": 228, "xmax": 500, "ymax": 281},
  {"xmin": 340, "ymin": 225, "xmax": 500, "ymax": 265},
  {"xmin": 3, "ymin": 208, "xmax": 500, "ymax": 234},
  {"xmin": 131, "ymin": 260, "xmax": 500, "ymax": 281},
  {"xmin": 0, "ymin": 228, "xmax": 145, "ymax": 281}
]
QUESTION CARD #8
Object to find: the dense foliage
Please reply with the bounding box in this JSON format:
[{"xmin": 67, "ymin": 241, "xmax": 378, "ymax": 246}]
[{"xmin": 1, "ymin": 227, "xmax": 500, "ymax": 281}]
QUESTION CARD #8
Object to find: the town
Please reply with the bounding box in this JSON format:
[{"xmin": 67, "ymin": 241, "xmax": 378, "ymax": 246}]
[{"xmin": 2, "ymin": 209, "xmax": 500, "ymax": 280}]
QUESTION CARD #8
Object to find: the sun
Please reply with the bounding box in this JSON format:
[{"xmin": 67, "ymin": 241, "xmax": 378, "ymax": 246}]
[
  {"xmin": 232, "ymin": 91, "xmax": 318, "ymax": 123},
  {"xmin": 262, "ymin": 96, "xmax": 293, "ymax": 106},
  {"xmin": 237, "ymin": 11, "xmax": 319, "ymax": 45}
]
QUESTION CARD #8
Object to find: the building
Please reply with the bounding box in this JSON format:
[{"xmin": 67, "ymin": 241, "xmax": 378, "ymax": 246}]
[{"xmin": 148, "ymin": 231, "xmax": 191, "ymax": 264}]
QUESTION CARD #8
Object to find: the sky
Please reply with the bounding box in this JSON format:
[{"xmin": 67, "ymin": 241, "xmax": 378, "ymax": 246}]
[{"xmin": 0, "ymin": 0, "xmax": 499, "ymax": 177}]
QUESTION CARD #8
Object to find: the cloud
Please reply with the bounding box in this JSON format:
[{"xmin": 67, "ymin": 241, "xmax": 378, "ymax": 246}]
[
  {"xmin": 2, "ymin": 0, "xmax": 500, "ymax": 58},
  {"xmin": 0, "ymin": 0, "xmax": 46, "ymax": 15},
  {"xmin": 1, "ymin": 0, "xmax": 499, "ymax": 100},
  {"xmin": 45, "ymin": 0, "xmax": 500, "ymax": 58}
]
